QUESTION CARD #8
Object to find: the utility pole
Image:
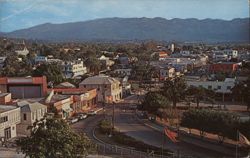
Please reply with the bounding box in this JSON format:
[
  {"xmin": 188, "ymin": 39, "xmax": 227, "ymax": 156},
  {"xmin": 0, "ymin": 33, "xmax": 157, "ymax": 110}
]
[
  {"xmin": 102, "ymin": 91, "xmax": 106, "ymax": 119},
  {"xmin": 112, "ymin": 101, "xmax": 115, "ymax": 131}
]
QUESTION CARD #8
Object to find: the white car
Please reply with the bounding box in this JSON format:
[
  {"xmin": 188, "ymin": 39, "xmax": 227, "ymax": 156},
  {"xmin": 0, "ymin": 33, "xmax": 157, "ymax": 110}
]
[
  {"xmin": 88, "ymin": 110, "xmax": 97, "ymax": 116},
  {"xmin": 68, "ymin": 117, "xmax": 78, "ymax": 124},
  {"xmin": 78, "ymin": 113, "xmax": 88, "ymax": 120}
]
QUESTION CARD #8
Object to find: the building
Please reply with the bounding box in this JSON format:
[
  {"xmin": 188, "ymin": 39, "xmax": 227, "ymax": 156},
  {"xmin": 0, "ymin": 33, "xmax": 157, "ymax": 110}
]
[
  {"xmin": 212, "ymin": 50, "xmax": 238, "ymax": 62},
  {"xmin": 170, "ymin": 44, "xmax": 175, "ymax": 52},
  {"xmin": 113, "ymin": 68, "xmax": 132, "ymax": 77},
  {"xmin": 0, "ymin": 93, "xmax": 12, "ymax": 104},
  {"xmin": 158, "ymin": 51, "xmax": 169, "ymax": 60},
  {"xmin": 0, "ymin": 105, "xmax": 20, "ymax": 140},
  {"xmin": 0, "ymin": 76, "xmax": 47, "ymax": 99},
  {"xmin": 209, "ymin": 62, "xmax": 240, "ymax": 74},
  {"xmin": 45, "ymin": 91, "xmax": 73, "ymax": 119},
  {"xmin": 116, "ymin": 76, "xmax": 131, "ymax": 97},
  {"xmin": 50, "ymin": 88, "xmax": 97, "ymax": 113},
  {"xmin": 62, "ymin": 61, "xmax": 87, "ymax": 78},
  {"xmin": 35, "ymin": 56, "xmax": 48, "ymax": 64},
  {"xmin": 99, "ymin": 55, "xmax": 115, "ymax": 70},
  {"xmin": 180, "ymin": 51, "xmax": 191, "ymax": 56},
  {"xmin": 224, "ymin": 49, "xmax": 238, "ymax": 59},
  {"xmin": 187, "ymin": 78, "xmax": 236, "ymax": 101},
  {"xmin": 118, "ymin": 56, "xmax": 130, "ymax": 65},
  {"xmin": 79, "ymin": 75, "xmax": 122, "ymax": 103},
  {"xmin": 55, "ymin": 82, "xmax": 76, "ymax": 89},
  {"xmin": 159, "ymin": 67, "xmax": 175, "ymax": 80},
  {"xmin": 15, "ymin": 46, "xmax": 29, "ymax": 56},
  {"xmin": 213, "ymin": 51, "xmax": 228, "ymax": 61},
  {"xmin": 16, "ymin": 101, "xmax": 47, "ymax": 136}
]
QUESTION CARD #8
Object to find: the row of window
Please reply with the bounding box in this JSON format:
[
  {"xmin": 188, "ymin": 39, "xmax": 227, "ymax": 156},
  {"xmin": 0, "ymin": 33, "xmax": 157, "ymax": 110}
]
[
  {"xmin": 0, "ymin": 111, "xmax": 20, "ymax": 124},
  {"xmin": 199, "ymin": 85, "xmax": 231, "ymax": 90}
]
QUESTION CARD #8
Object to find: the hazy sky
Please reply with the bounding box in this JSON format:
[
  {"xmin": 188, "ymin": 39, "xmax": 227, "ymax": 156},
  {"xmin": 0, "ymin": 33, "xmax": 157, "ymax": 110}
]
[{"xmin": 0, "ymin": 0, "xmax": 249, "ymax": 32}]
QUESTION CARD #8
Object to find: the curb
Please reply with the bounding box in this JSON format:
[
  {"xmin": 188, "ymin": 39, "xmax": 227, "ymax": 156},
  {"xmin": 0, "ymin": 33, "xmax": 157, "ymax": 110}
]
[
  {"xmin": 135, "ymin": 114, "xmax": 236, "ymax": 156},
  {"xmin": 92, "ymin": 127, "xmax": 107, "ymax": 145}
]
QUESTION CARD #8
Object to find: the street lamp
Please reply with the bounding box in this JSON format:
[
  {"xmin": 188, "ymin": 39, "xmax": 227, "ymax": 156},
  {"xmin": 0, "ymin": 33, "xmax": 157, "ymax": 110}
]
[{"xmin": 112, "ymin": 101, "xmax": 115, "ymax": 131}]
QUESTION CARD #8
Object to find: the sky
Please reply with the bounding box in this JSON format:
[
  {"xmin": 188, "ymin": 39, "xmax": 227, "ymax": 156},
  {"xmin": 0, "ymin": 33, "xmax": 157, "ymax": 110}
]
[{"xmin": 0, "ymin": 0, "xmax": 249, "ymax": 32}]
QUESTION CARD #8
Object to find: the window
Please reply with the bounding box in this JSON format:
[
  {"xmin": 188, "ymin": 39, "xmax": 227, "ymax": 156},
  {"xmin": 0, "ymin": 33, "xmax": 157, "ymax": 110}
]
[
  {"xmin": 0, "ymin": 116, "xmax": 8, "ymax": 123},
  {"xmin": 23, "ymin": 113, "xmax": 27, "ymax": 120},
  {"xmin": 217, "ymin": 86, "xmax": 221, "ymax": 89},
  {"xmin": 227, "ymin": 86, "xmax": 231, "ymax": 90},
  {"xmin": 208, "ymin": 85, "xmax": 212, "ymax": 89}
]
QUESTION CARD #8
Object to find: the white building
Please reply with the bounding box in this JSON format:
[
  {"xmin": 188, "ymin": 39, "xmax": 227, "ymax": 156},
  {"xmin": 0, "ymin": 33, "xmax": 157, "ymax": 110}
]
[
  {"xmin": 224, "ymin": 49, "xmax": 238, "ymax": 58},
  {"xmin": 99, "ymin": 55, "xmax": 115, "ymax": 70},
  {"xmin": 79, "ymin": 75, "xmax": 122, "ymax": 103},
  {"xmin": 170, "ymin": 44, "xmax": 175, "ymax": 52},
  {"xmin": 160, "ymin": 67, "xmax": 175, "ymax": 80},
  {"xmin": 113, "ymin": 68, "xmax": 132, "ymax": 76},
  {"xmin": 35, "ymin": 56, "xmax": 48, "ymax": 63},
  {"xmin": 212, "ymin": 51, "xmax": 228, "ymax": 61},
  {"xmin": 213, "ymin": 50, "xmax": 238, "ymax": 61},
  {"xmin": 187, "ymin": 78, "xmax": 235, "ymax": 94},
  {"xmin": 62, "ymin": 61, "xmax": 87, "ymax": 78},
  {"xmin": 180, "ymin": 51, "xmax": 191, "ymax": 56},
  {"xmin": 15, "ymin": 46, "xmax": 29, "ymax": 56},
  {"xmin": 0, "ymin": 105, "xmax": 20, "ymax": 140},
  {"xmin": 16, "ymin": 101, "xmax": 47, "ymax": 136}
]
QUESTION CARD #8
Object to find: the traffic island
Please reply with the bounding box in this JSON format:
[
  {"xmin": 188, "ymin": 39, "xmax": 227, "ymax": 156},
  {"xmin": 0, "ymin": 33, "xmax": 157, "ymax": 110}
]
[{"xmin": 95, "ymin": 119, "xmax": 173, "ymax": 157}]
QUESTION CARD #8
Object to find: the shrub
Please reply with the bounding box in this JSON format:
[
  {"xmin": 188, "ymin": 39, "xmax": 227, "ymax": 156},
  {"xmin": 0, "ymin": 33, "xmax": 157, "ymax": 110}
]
[{"xmin": 99, "ymin": 119, "xmax": 112, "ymax": 134}]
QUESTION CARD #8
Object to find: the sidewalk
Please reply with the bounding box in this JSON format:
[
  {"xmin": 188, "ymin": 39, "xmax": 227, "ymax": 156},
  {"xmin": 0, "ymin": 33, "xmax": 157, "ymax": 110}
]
[{"xmin": 0, "ymin": 147, "xmax": 24, "ymax": 158}]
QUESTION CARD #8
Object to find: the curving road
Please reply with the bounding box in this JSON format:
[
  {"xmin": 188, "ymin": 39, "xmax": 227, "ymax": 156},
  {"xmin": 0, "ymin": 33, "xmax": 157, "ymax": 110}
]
[
  {"xmin": 114, "ymin": 95, "xmax": 232, "ymax": 158},
  {"xmin": 71, "ymin": 95, "xmax": 232, "ymax": 158}
]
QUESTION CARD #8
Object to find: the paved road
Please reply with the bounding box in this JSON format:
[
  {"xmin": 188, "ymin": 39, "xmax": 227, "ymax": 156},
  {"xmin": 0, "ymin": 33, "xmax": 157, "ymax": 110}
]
[
  {"xmin": 71, "ymin": 95, "xmax": 236, "ymax": 158},
  {"xmin": 113, "ymin": 95, "xmax": 231, "ymax": 158}
]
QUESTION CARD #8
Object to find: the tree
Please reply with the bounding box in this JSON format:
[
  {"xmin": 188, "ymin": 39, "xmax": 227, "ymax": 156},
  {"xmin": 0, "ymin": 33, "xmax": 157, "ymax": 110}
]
[
  {"xmin": 186, "ymin": 86, "xmax": 215, "ymax": 108},
  {"xmin": 161, "ymin": 77, "xmax": 186, "ymax": 108},
  {"xmin": 17, "ymin": 118, "xmax": 95, "ymax": 158},
  {"xmin": 181, "ymin": 109, "xmax": 238, "ymax": 141},
  {"xmin": 1, "ymin": 54, "xmax": 33, "ymax": 77},
  {"xmin": 140, "ymin": 92, "xmax": 170, "ymax": 114},
  {"xmin": 84, "ymin": 57, "xmax": 101, "ymax": 75},
  {"xmin": 186, "ymin": 86, "xmax": 205, "ymax": 108},
  {"xmin": 33, "ymin": 63, "xmax": 64, "ymax": 85},
  {"xmin": 232, "ymin": 79, "xmax": 250, "ymax": 110}
]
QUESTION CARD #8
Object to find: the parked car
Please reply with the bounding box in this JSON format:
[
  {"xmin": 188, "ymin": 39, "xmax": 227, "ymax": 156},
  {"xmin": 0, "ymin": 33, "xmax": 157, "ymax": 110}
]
[
  {"xmin": 88, "ymin": 110, "xmax": 97, "ymax": 116},
  {"xmin": 68, "ymin": 117, "xmax": 79, "ymax": 124},
  {"xmin": 78, "ymin": 113, "xmax": 88, "ymax": 120}
]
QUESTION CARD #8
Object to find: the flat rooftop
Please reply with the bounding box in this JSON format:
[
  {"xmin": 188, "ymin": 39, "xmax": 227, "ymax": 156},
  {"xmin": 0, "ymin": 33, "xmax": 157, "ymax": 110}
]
[
  {"xmin": 50, "ymin": 94, "xmax": 71, "ymax": 103},
  {"xmin": 0, "ymin": 93, "xmax": 10, "ymax": 97},
  {"xmin": 0, "ymin": 105, "xmax": 18, "ymax": 113}
]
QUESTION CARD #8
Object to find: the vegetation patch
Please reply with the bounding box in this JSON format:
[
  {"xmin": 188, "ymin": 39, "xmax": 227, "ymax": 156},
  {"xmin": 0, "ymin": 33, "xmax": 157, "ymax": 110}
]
[{"xmin": 98, "ymin": 119, "xmax": 172, "ymax": 156}]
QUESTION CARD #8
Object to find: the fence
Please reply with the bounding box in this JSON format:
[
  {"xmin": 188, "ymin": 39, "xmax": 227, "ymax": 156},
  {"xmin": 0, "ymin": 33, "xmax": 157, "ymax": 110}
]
[{"xmin": 95, "ymin": 143, "xmax": 195, "ymax": 158}]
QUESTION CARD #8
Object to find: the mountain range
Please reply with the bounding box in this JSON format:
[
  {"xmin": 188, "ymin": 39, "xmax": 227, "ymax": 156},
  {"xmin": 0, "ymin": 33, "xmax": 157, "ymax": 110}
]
[{"xmin": 1, "ymin": 17, "xmax": 249, "ymax": 43}]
